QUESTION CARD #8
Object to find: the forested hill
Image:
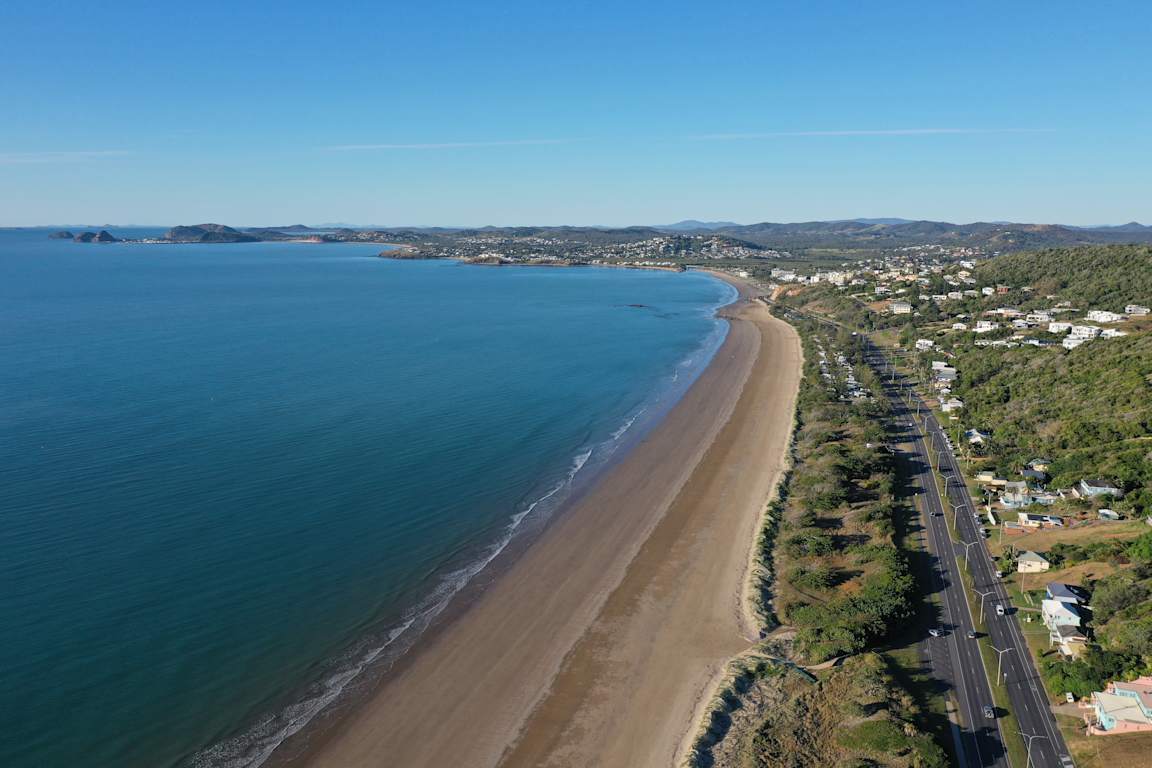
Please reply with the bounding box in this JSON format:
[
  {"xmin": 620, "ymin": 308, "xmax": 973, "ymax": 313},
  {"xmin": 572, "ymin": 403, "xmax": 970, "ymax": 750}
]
[{"xmin": 976, "ymin": 244, "xmax": 1152, "ymax": 309}]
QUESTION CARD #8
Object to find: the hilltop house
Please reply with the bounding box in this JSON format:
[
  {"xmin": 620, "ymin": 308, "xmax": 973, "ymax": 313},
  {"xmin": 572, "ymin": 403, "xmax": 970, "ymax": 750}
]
[
  {"xmin": 1086, "ymin": 676, "xmax": 1152, "ymax": 735},
  {"xmin": 1017, "ymin": 551, "xmax": 1051, "ymax": 573},
  {"xmin": 1075, "ymin": 479, "xmax": 1125, "ymax": 499},
  {"xmin": 965, "ymin": 428, "xmax": 991, "ymax": 445},
  {"xmin": 1126, "ymin": 304, "xmax": 1150, "ymax": 316},
  {"xmin": 1087, "ymin": 310, "xmax": 1125, "ymax": 323}
]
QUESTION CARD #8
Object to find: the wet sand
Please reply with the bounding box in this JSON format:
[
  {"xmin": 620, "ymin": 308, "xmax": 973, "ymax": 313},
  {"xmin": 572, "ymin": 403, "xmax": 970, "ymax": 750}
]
[{"xmin": 300, "ymin": 281, "xmax": 802, "ymax": 768}]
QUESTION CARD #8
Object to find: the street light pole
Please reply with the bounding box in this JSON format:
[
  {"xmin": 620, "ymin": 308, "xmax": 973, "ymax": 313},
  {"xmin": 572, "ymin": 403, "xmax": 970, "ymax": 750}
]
[
  {"xmin": 974, "ymin": 588, "xmax": 996, "ymax": 624},
  {"xmin": 992, "ymin": 645, "xmax": 1014, "ymax": 684},
  {"xmin": 1017, "ymin": 731, "xmax": 1048, "ymax": 768}
]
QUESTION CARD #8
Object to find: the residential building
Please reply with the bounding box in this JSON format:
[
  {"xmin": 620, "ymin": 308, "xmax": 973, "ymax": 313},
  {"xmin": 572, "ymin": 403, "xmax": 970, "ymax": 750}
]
[
  {"xmin": 1048, "ymin": 321, "xmax": 1072, "ymax": 334},
  {"xmin": 1087, "ymin": 310, "xmax": 1125, "ymax": 323},
  {"xmin": 1017, "ymin": 551, "xmax": 1051, "ymax": 572},
  {"xmin": 965, "ymin": 428, "xmax": 990, "ymax": 445},
  {"xmin": 1125, "ymin": 304, "xmax": 1150, "ymax": 316},
  {"xmin": 890, "ymin": 300, "xmax": 911, "ymax": 315},
  {"xmin": 1042, "ymin": 597, "xmax": 1082, "ymax": 629},
  {"xmin": 1087, "ymin": 676, "xmax": 1152, "ymax": 735},
  {"xmin": 1076, "ymin": 478, "xmax": 1125, "ymax": 499},
  {"xmin": 1046, "ymin": 582, "xmax": 1089, "ymax": 604},
  {"xmin": 1018, "ymin": 512, "xmax": 1064, "ymax": 528},
  {"xmin": 973, "ymin": 320, "xmax": 1000, "ymax": 333},
  {"xmin": 1070, "ymin": 324, "xmax": 1102, "ymax": 339}
]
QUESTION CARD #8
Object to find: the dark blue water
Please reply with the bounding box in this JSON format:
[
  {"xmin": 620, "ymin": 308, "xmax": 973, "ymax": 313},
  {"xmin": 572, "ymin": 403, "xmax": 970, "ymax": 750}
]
[{"xmin": 0, "ymin": 229, "xmax": 734, "ymax": 768}]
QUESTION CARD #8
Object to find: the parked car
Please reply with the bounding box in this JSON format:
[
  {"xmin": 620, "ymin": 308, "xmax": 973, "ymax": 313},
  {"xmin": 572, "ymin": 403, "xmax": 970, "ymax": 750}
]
[
  {"xmin": 929, "ymin": 628, "xmax": 942, "ymax": 637},
  {"xmin": 1066, "ymin": 692, "xmax": 1076, "ymax": 704}
]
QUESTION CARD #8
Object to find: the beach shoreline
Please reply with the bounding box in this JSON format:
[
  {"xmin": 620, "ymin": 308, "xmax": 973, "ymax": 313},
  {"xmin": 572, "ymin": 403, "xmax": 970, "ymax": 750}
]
[{"xmin": 283, "ymin": 272, "xmax": 801, "ymax": 768}]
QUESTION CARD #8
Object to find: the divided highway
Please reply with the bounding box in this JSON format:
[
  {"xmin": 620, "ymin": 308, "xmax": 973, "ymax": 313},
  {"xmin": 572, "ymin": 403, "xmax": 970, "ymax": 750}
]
[{"xmin": 862, "ymin": 338, "xmax": 1075, "ymax": 768}]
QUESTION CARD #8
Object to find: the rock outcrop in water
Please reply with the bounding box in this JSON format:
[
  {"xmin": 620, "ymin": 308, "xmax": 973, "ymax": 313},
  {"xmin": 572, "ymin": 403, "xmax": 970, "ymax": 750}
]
[
  {"xmin": 164, "ymin": 223, "xmax": 260, "ymax": 243},
  {"xmin": 73, "ymin": 230, "xmax": 121, "ymax": 243},
  {"xmin": 49, "ymin": 230, "xmax": 74, "ymax": 239}
]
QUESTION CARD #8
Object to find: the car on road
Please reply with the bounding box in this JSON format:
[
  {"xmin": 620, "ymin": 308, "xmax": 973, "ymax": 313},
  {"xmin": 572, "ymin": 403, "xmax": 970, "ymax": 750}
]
[
  {"xmin": 983, "ymin": 705, "xmax": 995, "ymax": 719},
  {"xmin": 929, "ymin": 628, "xmax": 942, "ymax": 637},
  {"xmin": 995, "ymin": 604, "xmax": 1005, "ymax": 616},
  {"xmin": 967, "ymin": 630, "xmax": 977, "ymax": 639}
]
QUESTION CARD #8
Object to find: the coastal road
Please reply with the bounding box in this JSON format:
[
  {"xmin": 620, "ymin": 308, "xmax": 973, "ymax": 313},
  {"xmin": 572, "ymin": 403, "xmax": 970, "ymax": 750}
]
[
  {"xmin": 777, "ymin": 306, "xmax": 1010, "ymax": 767},
  {"xmin": 776, "ymin": 303, "xmax": 1071, "ymax": 768},
  {"xmin": 865, "ymin": 341, "xmax": 1075, "ymax": 768},
  {"xmin": 866, "ymin": 347, "xmax": 1011, "ymax": 768}
]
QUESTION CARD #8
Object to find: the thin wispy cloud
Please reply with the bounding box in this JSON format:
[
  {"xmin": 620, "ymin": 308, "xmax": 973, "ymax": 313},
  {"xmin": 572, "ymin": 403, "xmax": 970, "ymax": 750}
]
[
  {"xmin": 692, "ymin": 128, "xmax": 1054, "ymax": 140},
  {"xmin": 324, "ymin": 139, "xmax": 574, "ymax": 151},
  {"xmin": 0, "ymin": 150, "xmax": 134, "ymax": 164}
]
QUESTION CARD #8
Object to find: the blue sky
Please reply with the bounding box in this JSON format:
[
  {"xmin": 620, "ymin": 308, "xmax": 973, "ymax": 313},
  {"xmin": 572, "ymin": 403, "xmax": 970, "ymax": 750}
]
[{"xmin": 2, "ymin": 1, "xmax": 1149, "ymax": 226}]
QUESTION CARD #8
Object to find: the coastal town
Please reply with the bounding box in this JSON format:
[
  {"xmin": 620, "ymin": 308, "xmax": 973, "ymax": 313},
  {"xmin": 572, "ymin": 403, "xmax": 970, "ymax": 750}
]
[{"xmin": 761, "ymin": 242, "xmax": 1152, "ymax": 767}]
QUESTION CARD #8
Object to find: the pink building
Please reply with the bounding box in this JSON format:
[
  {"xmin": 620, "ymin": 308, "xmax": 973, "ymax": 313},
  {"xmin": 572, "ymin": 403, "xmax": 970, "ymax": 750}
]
[{"xmin": 1086, "ymin": 676, "xmax": 1152, "ymax": 735}]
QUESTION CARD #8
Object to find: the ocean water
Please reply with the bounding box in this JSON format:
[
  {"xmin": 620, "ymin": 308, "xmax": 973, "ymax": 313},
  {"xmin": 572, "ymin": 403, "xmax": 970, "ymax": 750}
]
[{"xmin": 0, "ymin": 230, "xmax": 735, "ymax": 768}]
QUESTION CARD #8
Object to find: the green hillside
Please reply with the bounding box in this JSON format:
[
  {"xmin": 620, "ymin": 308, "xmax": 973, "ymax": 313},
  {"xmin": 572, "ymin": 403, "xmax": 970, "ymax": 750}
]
[{"xmin": 975, "ymin": 244, "xmax": 1152, "ymax": 309}]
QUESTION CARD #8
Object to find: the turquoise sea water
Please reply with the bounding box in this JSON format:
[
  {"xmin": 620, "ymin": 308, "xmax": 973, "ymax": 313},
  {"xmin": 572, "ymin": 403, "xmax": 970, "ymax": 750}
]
[{"xmin": 0, "ymin": 230, "xmax": 735, "ymax": 768}]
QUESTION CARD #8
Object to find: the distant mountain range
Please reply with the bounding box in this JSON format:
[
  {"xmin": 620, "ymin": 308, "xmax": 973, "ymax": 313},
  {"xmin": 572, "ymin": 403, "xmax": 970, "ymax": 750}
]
[
  {"xmin": 44, "ymin": 218, "xmax": 1152, "ymax": 252},
  {"xmin": 651, "ymin": 219, "xmax": 1152, "ymax": 250}
]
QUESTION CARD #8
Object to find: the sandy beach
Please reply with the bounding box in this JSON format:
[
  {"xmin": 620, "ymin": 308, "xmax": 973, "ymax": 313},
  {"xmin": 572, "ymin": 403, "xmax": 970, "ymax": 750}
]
[{"xmin": 298, "ymin": 278, "xmax": 802, "ymax": 768}]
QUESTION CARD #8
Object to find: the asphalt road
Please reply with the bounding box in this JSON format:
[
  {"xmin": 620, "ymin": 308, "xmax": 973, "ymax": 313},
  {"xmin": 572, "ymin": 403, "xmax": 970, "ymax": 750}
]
[
  {"xmin": 865, "ymin": 346, "xmax": 1010, "ymax": 768},
  {"xmin": 863, "ymin": 340, "xmax": 1076, "ymax": 768}
]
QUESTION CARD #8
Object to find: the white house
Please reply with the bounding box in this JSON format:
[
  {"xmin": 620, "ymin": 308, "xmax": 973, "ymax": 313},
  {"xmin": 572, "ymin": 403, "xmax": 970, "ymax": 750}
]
[
  {"xmin": 981, "ymin": 286, "xmax": 996, "ymax": 296},
  {"xmin": 1048, "ymin": 321, "xmax": 1072, "ymax": 334},
  {"xmin": 890, "ymin": 300, "xmax": 912, "ymax": 315},
  {"xmin": 1125, "ymin": 304, "xmax": 1150, "ymax": 316},
  {"xmin": 1017, "ymin": 551, "xmax": 1051, "ymax": 573},
  {"xmin": 1076, "ymin": 479, "xmax": 1125, "ymax": 499},
  {"xmin": 1101, "ymin": 328, "xmax": 1129, "ymax": 339},
  {"xmin": 965, "ymin": 428, "xmax": 991, "ymax": 445},
  {"xmin": 1070, "ymin": 324, "xmax": 1102, "ymax": 339},
  {"xmin": 1087, "ymin": 310, "xmax": 1125, "ymax": 323},
  {"xmin": 915, "ymin": 339, "xmax": 935, "ymax": 351},
  {"xmin": 1063, "ymin": 336, "xmax": 1087, "ymax": 350},
  {"xmin": 1042, "ymin": 598, "xmax": 1083, "ymax": 629},
  {"xmin": 941, "ymin": 397, "xmax": 964, "ymax": 413},
  {"xmin": 952, "ymin": 322, "xmax": 968, "ymax": 330},
  {"xmin": 974, "ymin": 320, "xmax": 1000, "ymax": 333}
]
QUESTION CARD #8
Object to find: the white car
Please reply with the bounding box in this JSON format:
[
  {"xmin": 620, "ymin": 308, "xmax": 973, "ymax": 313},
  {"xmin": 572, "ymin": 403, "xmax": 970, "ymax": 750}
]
[{"xmin": 929, "ymin": 628, "xmax": 942, "ymax": 637}]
